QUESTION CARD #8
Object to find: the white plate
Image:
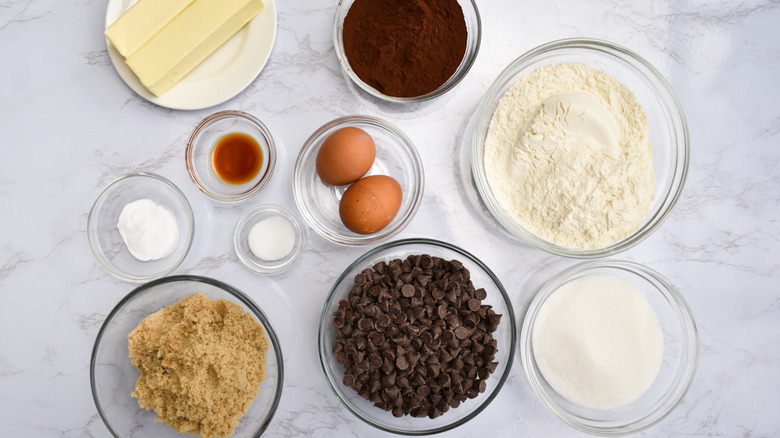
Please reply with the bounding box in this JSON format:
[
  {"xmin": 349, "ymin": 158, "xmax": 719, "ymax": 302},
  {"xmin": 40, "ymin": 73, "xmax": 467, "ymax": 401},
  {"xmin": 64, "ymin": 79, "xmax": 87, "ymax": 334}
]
[{"xmin": 104, "ymin": 0, "xmax": 277, "ymax": 110}]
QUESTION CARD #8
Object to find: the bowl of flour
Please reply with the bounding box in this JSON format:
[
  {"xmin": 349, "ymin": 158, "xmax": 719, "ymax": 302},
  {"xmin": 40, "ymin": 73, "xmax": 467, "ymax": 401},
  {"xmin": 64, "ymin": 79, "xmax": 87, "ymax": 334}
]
[{"xmin": 471, "ymin": 38, "xmax": 689, "ymax": 257}]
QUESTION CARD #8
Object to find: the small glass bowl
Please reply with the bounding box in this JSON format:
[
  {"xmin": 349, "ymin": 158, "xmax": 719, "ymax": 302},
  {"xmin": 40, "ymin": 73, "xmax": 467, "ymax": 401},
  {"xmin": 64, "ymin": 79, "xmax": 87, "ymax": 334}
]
[
  {"xmin": 234, "ymin": 204, "xmax": 306, "ymax": 275},
  {"xmin": 91, "ymin": 275, "xmax": 284, "ymax": 438},
  {"xmin": 318, "ymin": 238, "xmax": 516, "ymax": 435},
  {"xmin": 471, "ymin": 38, "xmax": 690, "ymax": 258},
  {"xmin": 186, "ymin": 110, "xmax": 277, "ymax": 202},
  {"xmin": 87, "ymin": 172, "xmax": 194, "ymax": 283},
  {"xmin": 293, "ymin": 115, "xmax": 424, "ymax": 246},
  {"xmin": 520, "ymin": 260, "xmax": 699, "ymax": 436},
  {"xmin": 333, "ymin": 0, "xmax": 481, "ymax": 103}
]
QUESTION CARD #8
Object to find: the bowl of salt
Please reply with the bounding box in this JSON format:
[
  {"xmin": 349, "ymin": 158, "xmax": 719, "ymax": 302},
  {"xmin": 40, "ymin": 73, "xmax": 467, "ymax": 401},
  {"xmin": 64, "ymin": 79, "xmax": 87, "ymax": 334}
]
[{"xmin": 234, "ymin": 204, "xmax": 306, "ymax": 275}]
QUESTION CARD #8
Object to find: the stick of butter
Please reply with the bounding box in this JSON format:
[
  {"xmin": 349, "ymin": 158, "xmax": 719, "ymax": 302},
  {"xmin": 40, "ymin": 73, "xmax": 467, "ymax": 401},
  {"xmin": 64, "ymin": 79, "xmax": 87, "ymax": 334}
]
[
  {"xmin": 105, "ymin": 0, "xmax": 196, "ymax": 58},
  {"xmin": 125, "ymin": 0, "xmax": 264, "ymax": 97}
]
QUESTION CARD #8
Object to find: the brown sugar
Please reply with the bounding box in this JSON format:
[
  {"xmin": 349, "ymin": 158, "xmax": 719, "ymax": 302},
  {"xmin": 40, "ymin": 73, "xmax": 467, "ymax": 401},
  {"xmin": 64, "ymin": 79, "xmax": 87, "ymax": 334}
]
[{"xmin": 128, "ymin": 293, "xmax": 269, "ymax": 438}]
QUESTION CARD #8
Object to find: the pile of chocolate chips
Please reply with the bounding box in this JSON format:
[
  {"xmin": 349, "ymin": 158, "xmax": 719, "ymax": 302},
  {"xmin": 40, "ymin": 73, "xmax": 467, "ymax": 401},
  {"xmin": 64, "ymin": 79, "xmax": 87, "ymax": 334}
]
[{"xmin": 332, "ymin": 254, "xmax": 502, "ymax": 419}]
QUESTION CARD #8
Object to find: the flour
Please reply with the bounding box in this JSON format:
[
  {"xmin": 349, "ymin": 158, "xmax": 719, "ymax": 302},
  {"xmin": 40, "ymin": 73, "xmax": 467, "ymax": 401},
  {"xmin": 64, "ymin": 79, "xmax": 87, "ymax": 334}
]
[{"xmin": 484, "ymin": 63, "xmax": 654, "ymax": 249}]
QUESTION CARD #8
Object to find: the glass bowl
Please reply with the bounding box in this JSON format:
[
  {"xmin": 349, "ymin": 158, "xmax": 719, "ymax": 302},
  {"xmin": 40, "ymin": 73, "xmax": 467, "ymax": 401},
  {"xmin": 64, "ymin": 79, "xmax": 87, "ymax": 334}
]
[
  {"xmin": 293, "ymin": 115, "xmax": 424, "ymax": 246},
  {"xmin": 87, "ymin": 172, "xmax": 194, "ymax": 283},
  {"xmin": 318, "ymin": 238, "xmax": 516, "ymax": 435},
  {"xmin": 91, "ymin": 275, "xmax": 284, "ymax": 438},
  {"xmin": 471, "ymin": 38, "xmax": 690, "ymax": 258},
  {"xmin": 186, "ymin": 110, "xmax": 277, "ymax": 202},
  {"xmin": 333, "ymin": 0, "xmax": 481, "ymax": 103},
  {"xmin": 520, "ymin": 260, "xmax": 699, "ymax": 435},
  {"xmin": 234, "ymin": 204, "xmax": 307, "ymax": 275}
]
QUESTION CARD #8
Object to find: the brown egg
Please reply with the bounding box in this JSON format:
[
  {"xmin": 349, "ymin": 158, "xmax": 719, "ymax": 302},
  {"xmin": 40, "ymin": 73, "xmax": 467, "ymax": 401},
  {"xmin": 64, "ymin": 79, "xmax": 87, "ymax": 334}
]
[
  {"xmin": 339, "ymin": 175, "xmax": 403, "ymax": 234},
  {"xmin": 316, "ymin": 127, "xmax": 376, "ymax": 186}
]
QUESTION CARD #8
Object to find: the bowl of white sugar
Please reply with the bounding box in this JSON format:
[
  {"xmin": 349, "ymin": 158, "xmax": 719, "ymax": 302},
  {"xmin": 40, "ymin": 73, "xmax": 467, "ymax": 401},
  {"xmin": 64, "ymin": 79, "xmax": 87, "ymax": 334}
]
[
  {"xmin": 88, "ymin": 172, "xmax": 195, "ymax": 282},
  {"xmin": 520, "ymin": 260, "xmax": 699, "ymax": 435},
  {"xmin": 471, "ymin": 38, "xmax": 689, "ymax": 257}
]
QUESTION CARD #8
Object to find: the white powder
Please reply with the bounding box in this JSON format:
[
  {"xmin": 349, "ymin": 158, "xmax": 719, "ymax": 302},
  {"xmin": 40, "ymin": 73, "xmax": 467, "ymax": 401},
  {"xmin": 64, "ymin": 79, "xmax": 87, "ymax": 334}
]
[
  {"xmin": 484, "ymin": 63, "xmax": 655, "ymax": 249},
  {"xmin": 117, "ymin": 199, "xmax": 180, "ymax": 261},
  {"xmin": 532, "ymin": 275, "xmax": 664, "ymax": 410},
  {"xmin": 248, "ymin": 216, "xmax": 295, "ymax": 261}
]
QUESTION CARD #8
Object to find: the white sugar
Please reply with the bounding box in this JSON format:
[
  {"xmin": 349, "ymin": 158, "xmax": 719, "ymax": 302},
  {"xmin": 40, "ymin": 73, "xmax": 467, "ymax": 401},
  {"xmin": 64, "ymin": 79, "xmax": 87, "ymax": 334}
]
[{"xmin": 532, "ymin": 274, "xmax": 664, "ymax": 410}]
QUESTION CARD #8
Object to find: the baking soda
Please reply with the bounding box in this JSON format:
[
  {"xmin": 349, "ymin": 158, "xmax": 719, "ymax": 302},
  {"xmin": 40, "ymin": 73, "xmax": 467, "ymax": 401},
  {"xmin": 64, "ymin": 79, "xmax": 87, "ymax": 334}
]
[
  {"xmin": 532, "ymin": 274, "xmax": 664, "ymax": 409},
  {"xmin": 117, "ymin": 198, "xmax": 179, "ymax": 261}
]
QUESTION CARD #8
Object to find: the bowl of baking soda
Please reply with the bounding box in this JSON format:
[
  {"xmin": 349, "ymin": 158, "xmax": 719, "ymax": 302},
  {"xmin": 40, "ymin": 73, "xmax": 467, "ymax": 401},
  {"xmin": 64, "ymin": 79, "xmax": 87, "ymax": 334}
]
[
  {"xmin": 472, "ymin": 38, "xmax": 689, "ymax": 257},
  {"xmin": 521, "ymin": 260, "xmax": 699, "ymax": 435},
  {"xmin": 87, "ymin": 172, "xmax": 194, "ymax": 282}
]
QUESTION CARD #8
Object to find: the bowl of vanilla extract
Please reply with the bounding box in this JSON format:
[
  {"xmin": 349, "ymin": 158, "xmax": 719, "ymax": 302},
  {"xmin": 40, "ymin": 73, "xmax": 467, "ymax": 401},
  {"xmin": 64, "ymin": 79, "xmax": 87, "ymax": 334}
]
[{"xmin": 186, "ymin": 110, "xmax": 277, "ymax": 202}]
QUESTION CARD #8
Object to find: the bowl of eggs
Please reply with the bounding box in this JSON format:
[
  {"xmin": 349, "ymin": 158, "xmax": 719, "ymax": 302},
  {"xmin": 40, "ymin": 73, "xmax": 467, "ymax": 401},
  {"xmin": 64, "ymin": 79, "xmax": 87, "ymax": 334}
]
[{"xmin": 293, "ymin": 115, "xmax": 424, "ymax": 245}]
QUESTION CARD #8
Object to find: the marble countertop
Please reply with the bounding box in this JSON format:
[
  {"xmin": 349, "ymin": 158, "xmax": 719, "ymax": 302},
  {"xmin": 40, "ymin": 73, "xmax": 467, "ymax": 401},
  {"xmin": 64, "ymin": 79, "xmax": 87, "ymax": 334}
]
[{"xmin": 1, "ymin": 0, "xmax": 778, "ymax": 436}]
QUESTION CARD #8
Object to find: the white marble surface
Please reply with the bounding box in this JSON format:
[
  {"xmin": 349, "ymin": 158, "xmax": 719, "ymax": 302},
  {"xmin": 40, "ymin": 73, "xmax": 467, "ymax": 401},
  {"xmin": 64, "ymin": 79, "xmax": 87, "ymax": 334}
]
[{"xmin": 1, "ymin": 0, "xmax": 778, "ymax": 436}]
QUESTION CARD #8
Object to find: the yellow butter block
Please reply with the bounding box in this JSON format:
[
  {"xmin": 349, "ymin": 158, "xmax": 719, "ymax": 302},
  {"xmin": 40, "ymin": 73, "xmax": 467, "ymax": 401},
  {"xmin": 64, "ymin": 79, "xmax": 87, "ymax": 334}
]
[
  {"xmin": 125, "ymin": 0, "xmax": 264, "ymax": 97},
  {"xmin": 105, "ymin": 0, "xmax": 196, "ymax": 58}
]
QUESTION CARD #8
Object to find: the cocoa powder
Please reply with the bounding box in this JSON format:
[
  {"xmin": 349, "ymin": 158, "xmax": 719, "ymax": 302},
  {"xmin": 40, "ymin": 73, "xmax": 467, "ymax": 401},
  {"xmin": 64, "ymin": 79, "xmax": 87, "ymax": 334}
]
[{"xmin": 342, "ymin": 0, "xmax": 468, "ymax": 98}]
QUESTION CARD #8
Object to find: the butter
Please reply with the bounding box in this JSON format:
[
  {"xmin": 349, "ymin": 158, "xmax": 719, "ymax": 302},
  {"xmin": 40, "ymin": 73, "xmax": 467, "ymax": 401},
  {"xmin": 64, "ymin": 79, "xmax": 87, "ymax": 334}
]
[
  {"xmin": 125, "ymin": 0, "xmax": 264, "ymax": 97},
  {"xmin": 105, "ymin": 0, "xmax": 196, "ymax": 58}
]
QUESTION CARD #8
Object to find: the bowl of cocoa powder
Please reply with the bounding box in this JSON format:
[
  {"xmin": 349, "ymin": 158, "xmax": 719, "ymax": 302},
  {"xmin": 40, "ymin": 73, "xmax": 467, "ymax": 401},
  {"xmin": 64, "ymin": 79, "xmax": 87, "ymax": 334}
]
[
  {"xmin": 318, "ymin": 238, "xmax": 516, "ymax": 434},
  {"xmin": 333, "ymin": 0, "xmax": 481, "ymax": 103}
]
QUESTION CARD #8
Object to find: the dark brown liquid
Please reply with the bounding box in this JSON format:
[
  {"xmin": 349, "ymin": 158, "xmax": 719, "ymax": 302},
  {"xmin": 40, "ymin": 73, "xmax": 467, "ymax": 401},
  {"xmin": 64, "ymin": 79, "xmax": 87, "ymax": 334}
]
[{"xmin": 212, "ymin": 132, "xmax": 263, "ymax": 185}]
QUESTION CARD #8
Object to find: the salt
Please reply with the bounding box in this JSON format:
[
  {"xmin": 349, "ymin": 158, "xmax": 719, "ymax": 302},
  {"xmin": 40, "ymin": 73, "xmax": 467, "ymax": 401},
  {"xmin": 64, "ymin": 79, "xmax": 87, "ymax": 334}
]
[
  {"xmin": 532, "ymin": 274, "xmax": 664, "ymax": 410},
  {"xmin": 117, "ymin": 199, "xmax": 180, "ymax": 261},
  {"xmin": 248, "ymin": 216, "xmax": 295, "ymax": 261}
]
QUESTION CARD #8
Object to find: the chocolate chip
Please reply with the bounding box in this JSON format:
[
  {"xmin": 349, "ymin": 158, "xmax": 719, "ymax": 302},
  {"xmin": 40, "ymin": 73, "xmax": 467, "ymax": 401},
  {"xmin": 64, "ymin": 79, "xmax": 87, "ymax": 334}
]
[
  {"xmin": 376, "ymin": 314, "xmax": 391, "ymax": 329},
  {"xmin": 358, "ymin": 318, "xmax": 374, "ymax": 331},
  {"xmin": 333, "ymin": 254, "xmax": 502, "ymax": 419}
]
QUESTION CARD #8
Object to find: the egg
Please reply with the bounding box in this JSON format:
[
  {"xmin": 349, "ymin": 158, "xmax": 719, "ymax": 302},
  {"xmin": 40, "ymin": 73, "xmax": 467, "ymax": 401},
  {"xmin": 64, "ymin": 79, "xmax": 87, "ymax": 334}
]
[
  {"xmin": 316, "ymin": 127, "xmax": 376, "ymax": 186},
  {"xmin": 339, "ymin": 175, "xmax": 403, "ymax": 234}
]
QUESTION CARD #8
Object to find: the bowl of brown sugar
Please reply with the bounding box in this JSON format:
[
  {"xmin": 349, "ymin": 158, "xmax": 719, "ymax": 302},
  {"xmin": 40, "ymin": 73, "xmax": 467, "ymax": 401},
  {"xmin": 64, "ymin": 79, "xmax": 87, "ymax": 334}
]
[
  {"xmin": 91, "ymin": 275, "xmax": 284, "ymax": 438},
  {"xmin": 334, "ymin": 0, "xmax": 481, "ymax": 103}
]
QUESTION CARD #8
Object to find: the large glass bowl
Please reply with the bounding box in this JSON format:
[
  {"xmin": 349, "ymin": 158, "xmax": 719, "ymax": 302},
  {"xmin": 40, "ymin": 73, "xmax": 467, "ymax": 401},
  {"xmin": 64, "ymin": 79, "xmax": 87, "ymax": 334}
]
[
  {"xmin": 333, "ymin": 0, "xmax": 481, "ymax": 103},
  {"xmin": 293, "ymin": 115, "xmax": 424, "ymax": 246},
  {"xmin": 87, "ymin": 172, "xmax": 194, "ymax": 282},
  {"xmin": 91, "ymin": 275, "xmax": 284, "ymax": 438},
  {"xmin": 520, "ymin": 260, "xmax": 699, "ymax": 435},
  {"xmin": 318, "ymin": 238, "xmax": 516, "ymax": 435},
  {"xmin": 471, "ymin": 38, "xmax": 689, "ymax": 258}
]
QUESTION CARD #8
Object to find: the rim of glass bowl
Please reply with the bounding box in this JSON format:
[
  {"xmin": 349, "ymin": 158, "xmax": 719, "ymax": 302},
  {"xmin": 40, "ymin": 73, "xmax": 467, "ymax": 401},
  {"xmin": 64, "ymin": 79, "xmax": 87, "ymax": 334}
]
[
  {"xmin": 87, "ymin": 172, "xmax": 195, "ymax": 283},
  {"xmin": 90, "ymin": 274, "xmax": 285, "ymax": 438},
  {"xmin": 233, "ymin": 204, "xmax": 307, "ymax": 275},
  {"xmin": 332, "ymin": 0, "xmax": 482, "ymax": 103},
  {"xmin": 292, "ymin": 115, "xmax": 424, "ymax": 246},
  {"xmin": 520, "ymin": 260, "xmax": 699, "ymax": 436},
  {"xmin": 470, "ymin": 38, "xmax": 690, "ymax": 258},
  {"xmin": 186, "ymin": 110, "xmax": 277, "ymax": 203},
  {"xmin": 317, "ymin": 237, "xmax": 517, "ymax": 435}
]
